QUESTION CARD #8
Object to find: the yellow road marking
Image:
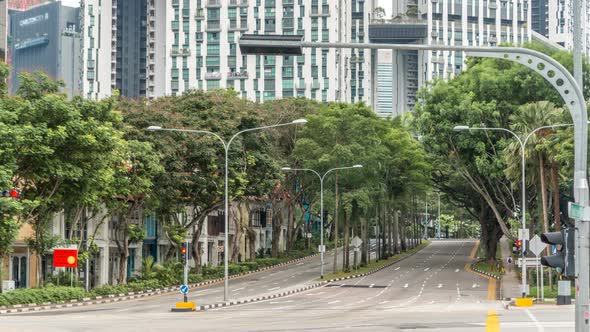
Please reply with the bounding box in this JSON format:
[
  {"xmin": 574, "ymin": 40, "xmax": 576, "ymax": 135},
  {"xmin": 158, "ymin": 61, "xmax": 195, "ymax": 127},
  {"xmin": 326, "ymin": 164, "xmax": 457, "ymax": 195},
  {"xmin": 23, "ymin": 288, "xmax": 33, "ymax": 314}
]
[
  {"xmin": 486, "ymin": 310, "xmax": 500, "ymax": 332},
  {"xmin": 469, "ymin": 240, "xmax": 480, "ymax": 259},
  {"xmin": 464, "ymin": 241, "xmax": 498, "ymax": 300}
]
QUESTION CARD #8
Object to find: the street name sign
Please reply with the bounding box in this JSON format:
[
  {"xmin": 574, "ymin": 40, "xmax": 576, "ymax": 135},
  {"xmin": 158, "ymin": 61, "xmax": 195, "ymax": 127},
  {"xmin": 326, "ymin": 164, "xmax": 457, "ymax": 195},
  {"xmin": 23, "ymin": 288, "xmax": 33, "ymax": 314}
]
[{"xmin": 569, "ymin": 202, "xmax": 590, "ymax": 221}]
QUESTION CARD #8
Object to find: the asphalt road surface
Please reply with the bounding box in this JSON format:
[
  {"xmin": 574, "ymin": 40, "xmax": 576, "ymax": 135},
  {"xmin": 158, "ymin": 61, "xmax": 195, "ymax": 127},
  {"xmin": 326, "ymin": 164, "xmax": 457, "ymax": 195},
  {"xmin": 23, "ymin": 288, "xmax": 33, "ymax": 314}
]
[{"xmin": 0, "ymin": 240, "xmax": 575, "ymax": 331}]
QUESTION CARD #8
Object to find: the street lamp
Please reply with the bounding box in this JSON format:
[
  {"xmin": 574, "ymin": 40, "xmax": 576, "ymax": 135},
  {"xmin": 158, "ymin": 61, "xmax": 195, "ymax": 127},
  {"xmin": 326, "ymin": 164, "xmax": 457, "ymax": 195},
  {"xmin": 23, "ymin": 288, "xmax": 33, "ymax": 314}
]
[
  {"xmin": 454, "ymin": 122, "xmax": 577, "ymax": 298},
  {"xmin": 147, "ymin": 118, "xmax": 307, "ymax": 302},
  {"xmin": 281, "ymin": 164, "xmax": 363, "ymax": 279}
]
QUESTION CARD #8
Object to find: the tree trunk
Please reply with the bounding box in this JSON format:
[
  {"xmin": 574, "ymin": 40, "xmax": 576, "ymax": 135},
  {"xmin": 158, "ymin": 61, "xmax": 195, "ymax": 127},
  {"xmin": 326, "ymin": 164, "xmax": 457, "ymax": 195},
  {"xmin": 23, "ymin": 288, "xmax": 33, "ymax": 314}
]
[
  {"xmin": 360, "ymin": 217, "xmax": 367, "ymax": 265},
  {"xmin": 393, "ymin": 208, "xmax": 399, "ymax": 254},
  {"xmin": 400, "ymin": 213, "xmax": 407, "ymax": 252},
  {"xmin": 332, "ymin": 172, "xmax": 339, "ymax": 274},
  {"xmin": 271, "ymin": 206, "xmax": 282, "ymax": 258},
  {"xmin": 286, "ymin": 203, "xmax": 295, "ymax": 253},
  {"xmin": 343, "ymin": 210, "xmax": 350, "ymax": 272},
  {"xmin": 550, "ymin": 161, "xmax": 561, "ymax": 231},
  {"xmin": 539, "ymin": 152, "xmax": 550, "ymax": 236},
  {"xmin": 230, "ymin": 203, "xmax": 244, "ymax": 263},
  {"xmin": 191, "ymin": 220, "xmax": 205, "ymax": 274},
  {"xmin": 117, "ymin": 233, "xmax": 129, "ymax": 285}
]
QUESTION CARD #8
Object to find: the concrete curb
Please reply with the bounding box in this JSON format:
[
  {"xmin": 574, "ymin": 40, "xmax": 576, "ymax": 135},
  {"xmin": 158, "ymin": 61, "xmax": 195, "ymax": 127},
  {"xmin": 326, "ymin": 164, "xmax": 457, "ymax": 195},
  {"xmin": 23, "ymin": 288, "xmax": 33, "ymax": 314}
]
[
  {"xmin": 0, "ymin": 252, "xmax": 326, "ymax": 315},
  {"xmin": 195, "ymin": 242, "xmax": 431, "ymax": 311},
  {"xmin": 470, "ymin": 265, "xmax": 502, "ymax": 280}
]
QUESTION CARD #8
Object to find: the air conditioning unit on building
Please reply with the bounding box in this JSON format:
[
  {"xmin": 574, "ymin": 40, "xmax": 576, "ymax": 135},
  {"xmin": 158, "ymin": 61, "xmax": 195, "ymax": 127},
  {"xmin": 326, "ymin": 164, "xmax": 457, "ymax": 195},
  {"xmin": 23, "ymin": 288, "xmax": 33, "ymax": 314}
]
[{"xmin": 2, "ymin": 280, "xmax": 15, "ymax": 293}]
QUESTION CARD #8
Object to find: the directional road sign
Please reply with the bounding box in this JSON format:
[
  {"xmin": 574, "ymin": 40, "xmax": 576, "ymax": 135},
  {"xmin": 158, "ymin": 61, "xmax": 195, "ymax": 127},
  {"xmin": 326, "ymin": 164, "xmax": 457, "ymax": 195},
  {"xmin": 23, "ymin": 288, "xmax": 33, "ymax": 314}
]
[
  {"xmin": 350, "ymin": 236, "xmax": 362, "ymax": 248},
  {"xmin": 180, "ymin": 285, "xmax": 189, "ymax": 294},
  {"xmin": 529, "ymin": 234, "xmax": 548, "ymax": 256}
]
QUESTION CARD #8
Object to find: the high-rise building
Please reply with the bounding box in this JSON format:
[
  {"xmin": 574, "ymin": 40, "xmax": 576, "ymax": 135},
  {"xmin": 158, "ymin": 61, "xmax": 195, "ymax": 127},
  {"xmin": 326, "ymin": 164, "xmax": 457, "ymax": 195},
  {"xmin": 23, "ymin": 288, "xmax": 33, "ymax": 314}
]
[
  {"xmin": 80, "ymin": 0, "xmax": 113, "ymax": 100},
  {"xmin": 371, "ymin": 0, "xmax": 531, "ymax": 118},
  {"xmin": 144, "ymin": 0, "xmax": 372, "ymax": 104},
  {"xmin": 114, "ymin": 0, "xmax": 147, "ymax": 98},
  {"xmin": 9, "ymin": 1, "xmax": 81, "ymax": 96}
]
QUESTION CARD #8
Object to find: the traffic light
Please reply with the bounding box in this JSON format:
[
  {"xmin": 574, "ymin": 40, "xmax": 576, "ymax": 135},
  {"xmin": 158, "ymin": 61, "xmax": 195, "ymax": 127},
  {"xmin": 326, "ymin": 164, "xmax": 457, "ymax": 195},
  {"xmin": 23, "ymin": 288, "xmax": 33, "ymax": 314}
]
[
  {"xmin": 514, "ymin": 239, "xmax": 523, "ymax": 254},
  {"xmin": 180, "ymin": 242, "xmax": 187, "ymax": 265},
  {"xmin": 540, "ymin": 227, "xmax": 575, "ymax": 277},
  {"xmin": 1, "ymin": 190, "xmax": 20, "ymax": 198}
]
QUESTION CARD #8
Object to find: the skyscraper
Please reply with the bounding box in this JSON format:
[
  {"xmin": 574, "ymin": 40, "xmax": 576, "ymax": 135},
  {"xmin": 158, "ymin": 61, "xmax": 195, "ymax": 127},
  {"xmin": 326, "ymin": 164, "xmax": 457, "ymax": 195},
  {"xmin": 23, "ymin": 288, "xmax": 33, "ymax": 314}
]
[{"xmin": 144, "ymin": 0, "xmax": 372, "ymax": 104}]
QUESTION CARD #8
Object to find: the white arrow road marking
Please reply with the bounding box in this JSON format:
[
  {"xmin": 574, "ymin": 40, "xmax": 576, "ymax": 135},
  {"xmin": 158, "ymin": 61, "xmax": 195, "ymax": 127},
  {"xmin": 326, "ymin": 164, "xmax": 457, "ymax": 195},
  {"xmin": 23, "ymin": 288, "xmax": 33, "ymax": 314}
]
[
  {"xmin": 455, "ymin": 269, "xmax": 460, "ymax": 273},
  {"xmin": 437, "ymin": 284, "xmax": 443, "ymax": 288},
  {"xmin": 472, "ymin": 284, "xmax": 480, "ymax": 288},
  {"xmin": 424, "ymin": 268, "xmax": 430, "ymax": 272},
  {"xmin": 394, "ymin": 267, "xmax": 400, "ymax": 271},
  {"xmin": 369, "ymin": 284, "xmax": 375, "ymax": 288},
  {"xmin": 267, "ymin": 287, "xmax": 281, "ymax": 291},
  {"xmin": 270, "ymin": 300, "xmax": 294, "ymax": 304},
  {"xmin": 327, "ymin": 300, "xmax": 340, "ymax": 305},
  {"xmin": 340, "ymin": 284, "xmax": 346, "ymax": 287},
  {"xmin": 403, "ymin": 284, "xmax": 409, "ymax": 288}
]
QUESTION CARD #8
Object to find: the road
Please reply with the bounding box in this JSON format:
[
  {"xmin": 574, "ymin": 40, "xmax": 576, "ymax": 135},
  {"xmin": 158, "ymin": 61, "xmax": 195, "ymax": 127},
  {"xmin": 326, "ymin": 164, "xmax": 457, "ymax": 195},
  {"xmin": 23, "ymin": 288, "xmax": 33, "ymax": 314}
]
[{"xmin": 0, "ymin": 240, "xmax": 575, "ymax": 331}]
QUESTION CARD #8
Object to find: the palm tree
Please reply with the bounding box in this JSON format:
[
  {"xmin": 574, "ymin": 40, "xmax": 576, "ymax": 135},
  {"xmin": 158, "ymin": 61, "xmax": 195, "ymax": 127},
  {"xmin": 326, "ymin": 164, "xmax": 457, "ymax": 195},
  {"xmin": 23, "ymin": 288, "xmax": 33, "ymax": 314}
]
[{"xmin": 504, "ymin": 101, "xmax": 562, "ymax": 236}]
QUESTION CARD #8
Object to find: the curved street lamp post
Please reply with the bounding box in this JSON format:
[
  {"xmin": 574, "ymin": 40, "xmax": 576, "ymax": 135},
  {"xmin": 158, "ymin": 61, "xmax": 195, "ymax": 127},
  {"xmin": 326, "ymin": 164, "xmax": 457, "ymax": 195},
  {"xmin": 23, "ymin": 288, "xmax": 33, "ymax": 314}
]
[
  {"xmin": 147, "ymin": 118, "xmax": 307, "ymax": 302},
  {"xmin": 281, "ymin": 165, "xmax": 363, "ymax": 279},
  {"xmin": 454, "ymin": 123, "xmax": 578, "ymax": 298}
]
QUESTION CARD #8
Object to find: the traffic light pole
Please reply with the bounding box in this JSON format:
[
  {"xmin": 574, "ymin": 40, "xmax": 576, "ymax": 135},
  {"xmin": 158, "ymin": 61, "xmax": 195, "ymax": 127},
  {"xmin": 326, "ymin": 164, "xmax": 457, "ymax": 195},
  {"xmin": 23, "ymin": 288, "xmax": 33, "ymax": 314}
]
[{"xmin": 183, "ymin": 242, "xmax": 188, "ymax": 303}]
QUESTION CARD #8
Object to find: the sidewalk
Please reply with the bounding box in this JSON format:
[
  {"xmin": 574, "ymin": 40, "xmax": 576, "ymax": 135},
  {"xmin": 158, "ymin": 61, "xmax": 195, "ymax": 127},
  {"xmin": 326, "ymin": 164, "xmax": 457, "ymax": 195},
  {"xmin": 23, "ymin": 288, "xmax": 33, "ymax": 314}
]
[{"xmin": 499, "ymin": 235, "xmax": 522, "ymax": 300}]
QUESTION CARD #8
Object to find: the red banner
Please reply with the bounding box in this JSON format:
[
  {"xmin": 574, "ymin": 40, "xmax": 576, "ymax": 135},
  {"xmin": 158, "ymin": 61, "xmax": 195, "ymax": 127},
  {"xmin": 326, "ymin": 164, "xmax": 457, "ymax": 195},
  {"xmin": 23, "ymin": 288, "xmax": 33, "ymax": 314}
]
[{"xmin": 53, "ymin": 249, "xmax": 78, "ymax": 268}]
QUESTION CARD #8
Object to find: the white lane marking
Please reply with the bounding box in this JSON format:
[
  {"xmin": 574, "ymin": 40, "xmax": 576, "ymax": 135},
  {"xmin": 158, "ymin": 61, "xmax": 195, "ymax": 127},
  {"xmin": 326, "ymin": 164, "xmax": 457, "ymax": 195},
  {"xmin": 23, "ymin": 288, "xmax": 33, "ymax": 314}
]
[
  {"xmin": 306, "ymin": 292, "xmax": 325, "ymax": 296},
  {"xmin": 328, "ymin": 300, "xmax": 341, "ymax": 305},
  {"xmin": 525, "ymin": 309, "xmax": 545, "ymax": 332},
  {"xmin": 232, "ymin": 287, "xmax": 245, "ymax": 292},
  {"xmin": 394, "ymin": 267, "xmax": 400, "ymax": 271},
  {"xmin": 403, "ymin": 284, "xmax": 409, "ymax": 288},
  {"xmin": 296, "ymin": 262, "xmax": 304, "ymax": 266},
  {"xmin": 379, "ymin": 300, "xmax": 390, "ymax": 305},
  {"xmin": 424, "ymin": 268, "xmax": 430, "ymax": 272},
  {"xmin": 267, "ymin": 287, "xmax": 281, "ymax": 291},
  {"xmin": 472, "ymin": 284, "xmax": 480, "ymax": 288},
  {"xmin": 369, "ymin": 284, "xmax": 375, "ymax": 288},
  {"xmin": 437, "ymin": 284, "xmax": 443, "ymax": 288},
  {"xmin": 270, "ymin": 300, "xmax": 294, "ymax": 304},
  {"xmin": 340, "ymin": 284, "xmax": 346, "ymax": 288}
]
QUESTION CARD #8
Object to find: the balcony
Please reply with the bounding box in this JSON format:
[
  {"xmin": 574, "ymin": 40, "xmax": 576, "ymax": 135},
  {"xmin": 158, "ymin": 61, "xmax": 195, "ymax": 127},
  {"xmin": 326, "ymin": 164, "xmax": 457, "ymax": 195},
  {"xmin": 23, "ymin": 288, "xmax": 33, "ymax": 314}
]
[
  {"xmin": 228, "ymin": 0, "xmax": 249, "ymax": 6},
  {"xmin": 195, "ymin": 11, "xmax": 205, "ymax": 20},
  {"xmin": 227, "ymin": 70, "xmax": 249, "ymax": 80},
  {"xmin": 171, "ymin": 48, "xmax": 191, "ymax": 56},
  {"xmin": 489, "ymin": 2, "xmax": 497, "ymax": 9},
  {"xmin": 206, "ymin": 0, "xmax": 221, "ymax": 8},
  {"xmin": 206, "ymin": 21, "xmax": 222, "ymax": 31},
  {"xmin": 205, "ymin": 71, "xmax": 222, "ymax": 80}
]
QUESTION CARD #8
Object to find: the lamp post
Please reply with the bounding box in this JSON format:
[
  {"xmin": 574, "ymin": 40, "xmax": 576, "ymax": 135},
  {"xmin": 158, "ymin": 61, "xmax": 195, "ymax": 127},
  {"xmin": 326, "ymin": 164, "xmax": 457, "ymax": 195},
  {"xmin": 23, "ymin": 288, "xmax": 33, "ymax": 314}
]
[
  {"xmin": 147, "ymin": 118, "xmax": 307, "ymax": 302},
  {"xmin": 281, "ymin": 165, "xmax": 363, "ymax": 278},
  {"xmin": 454, "ymin": 123, "xmax": 576, "ymax": 298}
]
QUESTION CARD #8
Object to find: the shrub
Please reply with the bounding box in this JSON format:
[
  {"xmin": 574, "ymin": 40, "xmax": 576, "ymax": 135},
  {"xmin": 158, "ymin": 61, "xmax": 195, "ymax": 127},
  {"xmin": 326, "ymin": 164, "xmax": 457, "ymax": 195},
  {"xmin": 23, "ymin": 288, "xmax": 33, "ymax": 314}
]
[
  {"xmin": 188, "ymin": 274, "xmax": 203, "ymax": 284},
  {"xmin": 238, "ymin": 261, "xmax": 259, "ymax": 271},
  {"xmin": 92, "ymin": 284, "xmax": 130, "ymax": 296},
  {"xmin": 0, "ymin": 286, "xmax": 87, "ymax": 306},
  {"xmin": 256, "ymin": 258, "xmax": 280, "ymax": 268},
  {"xmin": 202, "ymin": 265, "xmax": 224, "ymax": 278}
]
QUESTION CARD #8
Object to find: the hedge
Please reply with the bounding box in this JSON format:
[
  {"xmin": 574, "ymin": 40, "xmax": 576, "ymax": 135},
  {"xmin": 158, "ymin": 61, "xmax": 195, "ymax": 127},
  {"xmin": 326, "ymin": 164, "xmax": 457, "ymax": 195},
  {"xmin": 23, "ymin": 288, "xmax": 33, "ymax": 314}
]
[{"xmin": 0, "ymin": 286, "xmax": 87, "ymax": 306}]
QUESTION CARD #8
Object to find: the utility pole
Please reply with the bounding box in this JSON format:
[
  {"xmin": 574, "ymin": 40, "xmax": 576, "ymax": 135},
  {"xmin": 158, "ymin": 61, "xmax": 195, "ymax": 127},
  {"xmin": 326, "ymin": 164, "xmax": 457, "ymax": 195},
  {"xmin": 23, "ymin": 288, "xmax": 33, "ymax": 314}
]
[{"xmin": 572, "ymin": 0, "xmax": 589, "ymax": 328}]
